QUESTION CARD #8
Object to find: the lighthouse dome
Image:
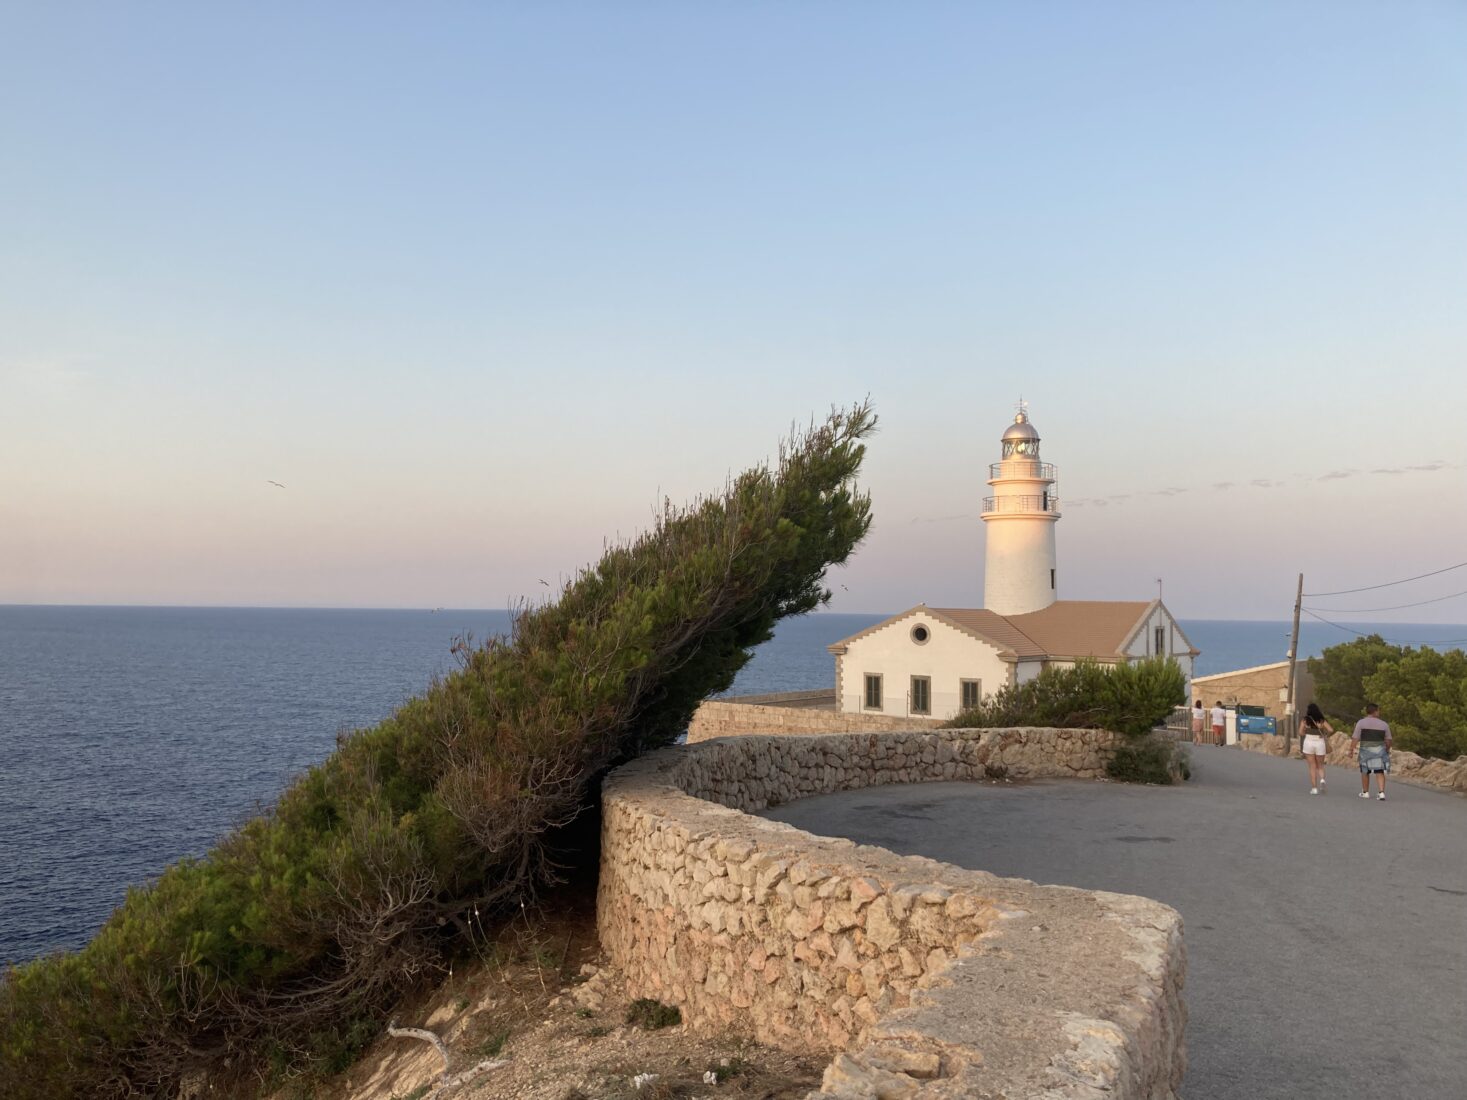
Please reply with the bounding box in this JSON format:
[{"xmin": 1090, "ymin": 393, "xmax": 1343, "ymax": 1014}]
[{"xmin": 1001, "ymin": 411, "xmax": 1039, "ymax": 443}]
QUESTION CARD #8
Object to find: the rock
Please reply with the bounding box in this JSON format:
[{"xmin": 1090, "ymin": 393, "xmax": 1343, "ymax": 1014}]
[
  {"xmin": 864, "ymin": 898, "xmax": 902, "ymax": 952},
  {"xmin": 819, "ymin": 1053, "xmax": 920, "ymax": 1099},
  {"xmin": 570, "ymin": 984, "xmax": 604, "ymax": 1011},
  {"xmin": 865, "ymin": 1044, "xmax": 942, "ymax": 1079}
]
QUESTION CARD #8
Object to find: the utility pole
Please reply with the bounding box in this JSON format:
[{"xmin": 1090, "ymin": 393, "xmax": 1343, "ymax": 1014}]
[{"xmin": 1284, "ymin": 573, "xmax": 1303, "ymax": 755}]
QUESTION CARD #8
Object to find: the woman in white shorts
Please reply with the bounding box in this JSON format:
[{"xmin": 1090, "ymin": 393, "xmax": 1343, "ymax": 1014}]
[{"xmin": 1298, "ymin": 701, "xmax": 1335, "ymax": 794}]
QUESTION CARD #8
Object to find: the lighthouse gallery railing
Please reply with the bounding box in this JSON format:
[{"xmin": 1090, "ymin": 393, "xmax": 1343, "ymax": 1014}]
[
  {"xmin": 988, "ymin": 461, "xmax": 1056, "ymax": 481},
  {"xmin": 982, "ymin": 494, "xmax": 1060, "ymax": 514}
]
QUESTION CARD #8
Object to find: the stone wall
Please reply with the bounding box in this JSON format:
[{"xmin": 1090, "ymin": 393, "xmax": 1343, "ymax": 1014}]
[
  {"xmin": 1238, "ymin": 731, "xmax": 1467, "ymax": 794},
  {"xmin": 687, "ymin": 700, "xmax": 942, "ymax": 743},
  {"xmin": 1190, "ymin": 662, "xmax": 1315, "ymax": 723},
  {"xmin": 599, "ymin": 729, "xmax": 1187, "ymax": 1099}
]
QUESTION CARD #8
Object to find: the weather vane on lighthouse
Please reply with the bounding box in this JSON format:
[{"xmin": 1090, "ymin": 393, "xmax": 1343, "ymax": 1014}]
[{"xmin": 1015, "ymin": 396, "xmax": 1029, "ymax": 420}]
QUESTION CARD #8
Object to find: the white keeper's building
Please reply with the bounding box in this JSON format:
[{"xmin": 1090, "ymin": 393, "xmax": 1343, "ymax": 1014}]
[{"xmin": 829, "ymin": 408, "xmax": 1197, "ymax": 720}]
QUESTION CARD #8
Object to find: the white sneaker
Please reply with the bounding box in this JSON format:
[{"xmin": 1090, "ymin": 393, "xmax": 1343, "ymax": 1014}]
[
  {"xmin": 1378, "ymin": 793, "xmax": 1386, "ymax": 801},
  {"xmin": 1310, "ymin": 787, "xmax": 1318, "ymax": 795},
  {"xmin": 1359, "ymin": 791, "xmax": 1370, "ymax": 799}
]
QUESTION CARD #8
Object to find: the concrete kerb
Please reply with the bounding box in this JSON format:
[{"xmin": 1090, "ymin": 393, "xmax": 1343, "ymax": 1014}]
[{"xmin": 598, "ymin": 729, "xmax": 1187, "ymax": 1099}]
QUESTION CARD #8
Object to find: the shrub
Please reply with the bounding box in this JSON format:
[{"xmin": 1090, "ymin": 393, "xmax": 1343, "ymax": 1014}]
[
  {"xmin": 1106, "ymin": 736, "xmax": 1189, "ymax": 784},
  {"xmin": 1306, "ymin": 634, "xmax": 1407, "ymax": 726},
  {"xmin": 0, "ymin": 404, "xmax": 876, "ymax": 1098},
  {"xmin": 944, "ymin": 657, "xmax": 1188, "ymax": 784},
  {"xmin": 625, "ymin": 998, "xmax": 681, "ymax": 1030},
  {"xmin": 944, "ymin": 657, "xmax": 1186, "ymax": 738},
  {"xmin": 1308, "ymin": 636, "xmax": 1467, "ymax": 760},
  {"xmin": 1362, "ymin": 646, "xmax": 1467, "ymax": 760}
]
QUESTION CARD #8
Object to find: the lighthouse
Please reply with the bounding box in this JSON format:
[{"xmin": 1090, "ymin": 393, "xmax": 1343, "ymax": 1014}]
[
  {"xmin": 823, "ymin": 401, "xmax": 1197, "ymax": 719},
  {"xmin": 981, "ymin": 404, "xmax": 1060, "ymax": 615}
]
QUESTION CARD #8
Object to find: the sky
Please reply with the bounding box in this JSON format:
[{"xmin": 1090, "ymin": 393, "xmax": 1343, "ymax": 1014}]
[{"xmin": 2, "ymin": 2, "xmax": 1465, "ymax": 623}]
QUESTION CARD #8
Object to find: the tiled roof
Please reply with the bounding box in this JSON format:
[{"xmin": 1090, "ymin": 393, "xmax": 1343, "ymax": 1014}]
[
  {"xmin": 928, "ymin": 608, "xmax": 1047, "ymax": 659},
  {"xmin": 830, "ymin": 600, "xmax": 1185, "ymax": 662},
  {"xmin": 1002, "ymin": 600, "xmax": 1155, "ymax": 659}
]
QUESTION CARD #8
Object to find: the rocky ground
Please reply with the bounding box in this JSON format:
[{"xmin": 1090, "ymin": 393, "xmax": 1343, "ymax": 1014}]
[{"xmin": 311, "ymin": 895, "xmax": 825, "ymax": 1100}]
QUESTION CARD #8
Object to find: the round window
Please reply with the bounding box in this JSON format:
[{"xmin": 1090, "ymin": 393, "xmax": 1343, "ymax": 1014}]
[{"xmin": 911, "ymin": 624, "xmax": 930, "ymax": 644}]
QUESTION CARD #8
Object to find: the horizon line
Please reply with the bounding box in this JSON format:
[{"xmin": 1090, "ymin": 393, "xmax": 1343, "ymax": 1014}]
[{"xmin": 3, "ymin": 602, "xmax": 1466, "ymax": 629}]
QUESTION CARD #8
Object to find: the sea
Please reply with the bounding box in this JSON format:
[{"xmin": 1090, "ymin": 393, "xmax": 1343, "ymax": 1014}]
[{"xmin": 4, "ymin": 605, "xmax": 1465, "ymax": 967}]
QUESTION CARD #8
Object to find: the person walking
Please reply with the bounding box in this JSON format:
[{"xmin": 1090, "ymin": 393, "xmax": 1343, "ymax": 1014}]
[
  {"xmin": 1192, "ymin": 699, "xmax": 1205, "ymax": 742},
  {"xmin": 1351, "ymin": 702, "xmax": 1393, "ymax": 800},
  {"xmin": 1210, "ymin": 700, "xmax": 1227, "ymax": 746},
  {"xmin": 1298, "ymin": 702, "xmax": 1335, "ymax": 794}
]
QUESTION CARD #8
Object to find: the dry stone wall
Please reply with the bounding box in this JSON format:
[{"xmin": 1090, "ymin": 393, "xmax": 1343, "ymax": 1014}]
[
  {"xmin": 599, "ymin": 729, "xmax": 1187, "ymax": 1099},
  {"xmin": 1239, "ymin": 732, "xmax": 1467, "ymax": 794},
  {"xmin": 688, "ymin": 700, "xmax": 942, "ymax": 743}
]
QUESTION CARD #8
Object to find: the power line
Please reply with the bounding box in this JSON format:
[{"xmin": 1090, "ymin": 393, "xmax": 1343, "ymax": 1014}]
[
  {"xmin": 1301, "ymin": 587, "xmax": 1467, "ymax": 614},
  {"xmin": 1303, "ymin": 559, "xmax": 1467, "ymax": 597},
  {"xmin": 1300, "ymin": 608, "xmax": 1467, "ymax": 647}
]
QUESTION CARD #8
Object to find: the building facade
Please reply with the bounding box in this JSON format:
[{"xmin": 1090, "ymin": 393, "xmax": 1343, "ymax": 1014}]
[{"xmin": 830, "ymin": 600, "xmax": 1197, "ymax": 720}]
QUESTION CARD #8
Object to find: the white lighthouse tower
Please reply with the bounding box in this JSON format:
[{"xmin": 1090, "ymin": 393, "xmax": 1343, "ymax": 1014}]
[{"xmin": 981, "ymin": 403, "xmax": 1060, "ymax": 615}]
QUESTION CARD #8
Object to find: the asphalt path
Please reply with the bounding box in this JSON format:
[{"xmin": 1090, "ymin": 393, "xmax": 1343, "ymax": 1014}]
[{"xmin": 761, "ymin": 747, "xmax": 1467, "ymax": 1100}]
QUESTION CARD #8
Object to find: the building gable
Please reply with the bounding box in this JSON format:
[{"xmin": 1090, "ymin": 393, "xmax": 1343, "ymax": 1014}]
[{"xmin": 831, "ymin": 607, "xmax": 1011, "ymax": 717}]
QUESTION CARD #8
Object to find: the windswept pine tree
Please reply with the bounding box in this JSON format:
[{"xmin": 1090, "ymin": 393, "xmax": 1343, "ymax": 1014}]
[{"xmin": 1, "ymin": 403, "xmax": 876, "ymax": 1098}]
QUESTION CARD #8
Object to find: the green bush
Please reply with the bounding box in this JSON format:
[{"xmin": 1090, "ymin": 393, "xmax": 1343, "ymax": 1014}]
[
  {"xmin": 944, "ymin": 657, "xmax": 1186, "ymax": 738},
  {"xmin": 1362, "ymin": 646, "xmax": 1467, "ymax": 760},
  {"xmin": 944, "ymin": 657, "xmax": 1188, "ymax": 784},
  {"xmin": 1307, "ymin": 634, "xmax": 1407, "ymax": 726},
  {"xmin": 1307, "ymin": 635, "xmax": 1467, "ymax": 760},
  {"xmin": 1106, "ymin": 736, "xmax": 1190, "ymax": 784},
  {"xmin": 625, "ymin": 998, "xmax": 681, "ymax": 1030},
  {"xmin": 0, "ymin": 404, "xmax": 876, "ymax": 1098}
]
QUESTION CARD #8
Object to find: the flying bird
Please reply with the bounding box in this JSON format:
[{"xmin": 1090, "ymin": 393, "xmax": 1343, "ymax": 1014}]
[
  {"xmin": 266, "ymin": 480, "xmax": 285, "ymax": 488},
  {"xmin": 539, "ymin": 579, "xmax": 549, "ymax": 586}
]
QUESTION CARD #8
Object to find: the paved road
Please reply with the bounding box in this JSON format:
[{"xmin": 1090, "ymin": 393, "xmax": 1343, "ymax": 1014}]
[{"xmin": 762, "ymin": 747, "xmax": 1467, "ymax": 1100}]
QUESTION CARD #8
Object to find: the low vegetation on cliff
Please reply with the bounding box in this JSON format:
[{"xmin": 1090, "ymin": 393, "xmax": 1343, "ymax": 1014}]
[
  {"xmin": 943, "ymin": 657, "xmax": 1188, "ymax": 783},
  {"xmin": 0, "ymin": 405, "xmax": 876, "ymax": 1099}
]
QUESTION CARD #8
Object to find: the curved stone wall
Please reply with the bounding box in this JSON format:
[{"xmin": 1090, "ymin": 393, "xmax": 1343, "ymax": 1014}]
[{"xmin": 598, "ymin": 729, "xmax": 1187, "ymax": 1099}]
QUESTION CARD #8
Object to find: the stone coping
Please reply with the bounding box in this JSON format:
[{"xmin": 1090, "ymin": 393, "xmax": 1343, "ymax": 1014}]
[
  {"xmin": 598, "ymin": 729, "xmax": 1186, "ymax": 1098},
  {"xmin": 688, "ymin": 699, "xmax": 943, "ymax": 742},
  {"xmin": 715, "ymin": 689, "xmax": 840, "ymax": 707}
]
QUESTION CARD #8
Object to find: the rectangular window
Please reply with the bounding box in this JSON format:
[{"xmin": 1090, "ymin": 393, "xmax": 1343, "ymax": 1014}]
[
  {"xmin": 1050, "ymin": 568, "xmax": 1055, "ymax": 590},
  {"xmin": 960, "ymin": 679, "xmax": 982, "ymax": 710},
  {"xmin": 864, "ymin": 674, "xmax": 882, "ymax": 710},
  {"xmin": 910, "ymin": 676, "xmax": 931, "ymax": 715},
  {"xmin": 1155, "ymin": 625, "xmax": 1166, "ymax": 656}
]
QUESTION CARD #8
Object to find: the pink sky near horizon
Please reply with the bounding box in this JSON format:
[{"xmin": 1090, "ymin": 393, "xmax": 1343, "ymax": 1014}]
[{"xmin": 5, "ymin": 388, "xmax": 1465, "ymax": 623}]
